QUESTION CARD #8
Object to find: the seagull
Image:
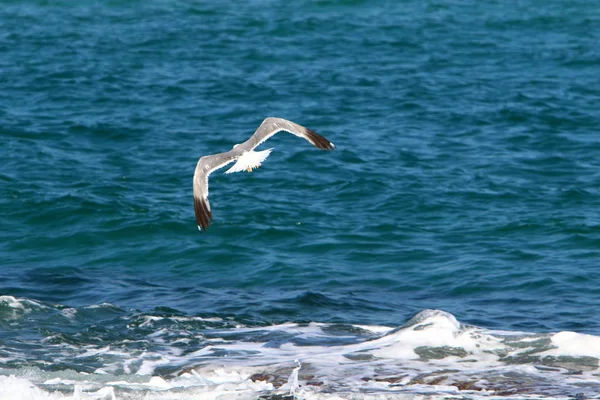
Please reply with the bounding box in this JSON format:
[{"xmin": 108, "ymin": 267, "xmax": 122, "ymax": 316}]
[{"xmin": 193, "ymin": 117, "xmax": 335, "ymax": 231}]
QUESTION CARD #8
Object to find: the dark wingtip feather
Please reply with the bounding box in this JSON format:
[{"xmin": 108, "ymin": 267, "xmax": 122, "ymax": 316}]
[
  {"xmin": 194, "ymin": 196, "xmax": 213, "ymax": 232},
  {"xmin": 305, "ymin": 127, "xmax": 335, "ymax": 150}
]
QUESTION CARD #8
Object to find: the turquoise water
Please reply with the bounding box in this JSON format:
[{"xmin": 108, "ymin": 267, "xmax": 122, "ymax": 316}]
[{"xmin": 2, "ymin": 1, "xmax": 600, "ymax": 398}]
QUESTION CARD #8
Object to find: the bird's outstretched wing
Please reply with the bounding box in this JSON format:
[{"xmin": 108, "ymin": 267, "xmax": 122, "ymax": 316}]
[
  {"xmin": 193, "ymin": 152, "xmax": 236, "ymax": 231},
  {"xmin": 239, "ymin": 117, "xmax": 335, "ymax": 152}
]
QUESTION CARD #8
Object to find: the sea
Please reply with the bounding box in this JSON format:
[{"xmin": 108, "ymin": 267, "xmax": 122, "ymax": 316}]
[{"xmin": 1, "ymin": 1, "xmax": 600, "ymax": 399}]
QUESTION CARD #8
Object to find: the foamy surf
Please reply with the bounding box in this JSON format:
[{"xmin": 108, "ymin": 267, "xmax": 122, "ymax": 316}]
[{"xmin": 0, "ymin": 299, "xmax": 599, "ymax": 399}]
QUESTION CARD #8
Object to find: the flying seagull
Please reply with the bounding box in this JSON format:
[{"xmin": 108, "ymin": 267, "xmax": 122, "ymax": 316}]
[{"xmin": 193, "ymin": 117, "xmax": 335, "ymax": 231}]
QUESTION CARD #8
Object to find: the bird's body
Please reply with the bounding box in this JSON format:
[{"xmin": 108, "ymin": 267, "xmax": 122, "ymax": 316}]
[
  {"xmin": 224, "ymin": 147, "xmax": 273, "ymax": 174},
  {"xmin": 193, "ymin": 117, "xmax": 335, "ymax": 231}
]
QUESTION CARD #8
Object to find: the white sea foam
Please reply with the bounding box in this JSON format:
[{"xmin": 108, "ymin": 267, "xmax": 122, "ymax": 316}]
[
  {"xmin": 60, "ymin": 308, "xmax": 78, "ymax": 320},
  {"xmin": 85, "ymin": 303, "xmax": 119, "ymax": 309},
  {"xmin": 2, "ymin": 309, "xmax": 600, "ymax": 399},
  {"xmin": 136, "ymin": 315, "xmax": 223, "ymax": 328},
  {"xmin": 547, "ymin": 331, "xmax": 600, "ymax": 358},
  {"xmin": 284, "ymin": 360, "xmax": 301, "ymax": 396},
  {"xmin": 352, "ymin": 324, "xmax": 394, "ymax": 334},
  {"xmin": 0, "ymin": 295, "xmax": 48, "ymax": 319}
]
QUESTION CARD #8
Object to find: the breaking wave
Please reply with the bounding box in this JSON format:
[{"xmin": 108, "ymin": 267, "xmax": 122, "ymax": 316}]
[{"xmin": 0, "ymin": 296, "xmax": 598, "ymax": 399}]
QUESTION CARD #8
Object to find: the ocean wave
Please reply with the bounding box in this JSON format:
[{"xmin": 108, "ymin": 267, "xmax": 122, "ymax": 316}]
[{"xmin": 0, "ymin": 302, "xmax": 598, "ymax": 399}]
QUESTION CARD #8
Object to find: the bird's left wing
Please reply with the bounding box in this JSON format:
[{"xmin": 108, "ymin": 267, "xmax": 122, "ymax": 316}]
[{"xmin": 193, "ymin": 152, "xmax": 236, "ymax": 231}]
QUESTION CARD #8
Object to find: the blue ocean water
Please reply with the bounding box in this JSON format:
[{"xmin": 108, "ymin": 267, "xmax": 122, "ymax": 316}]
[{"xmin": 2, "ymin": 1, "xmax": 600, "ymax": 399}]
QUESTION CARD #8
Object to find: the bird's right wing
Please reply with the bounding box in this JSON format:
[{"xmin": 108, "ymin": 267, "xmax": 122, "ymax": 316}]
[
  {"xmin": 193, "ymin": 153, "xmax": 236, "ymax": 231},
  {"xmin": 248, "ymin": 117, "xmax": 335, "ymax": 151}
]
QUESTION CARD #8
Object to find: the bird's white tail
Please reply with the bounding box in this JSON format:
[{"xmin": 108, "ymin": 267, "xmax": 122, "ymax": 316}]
[{"xmin": 225, "ymin": 148, "xmax": 273, "ymax": 174}]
